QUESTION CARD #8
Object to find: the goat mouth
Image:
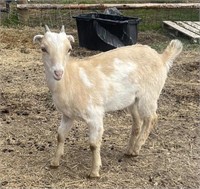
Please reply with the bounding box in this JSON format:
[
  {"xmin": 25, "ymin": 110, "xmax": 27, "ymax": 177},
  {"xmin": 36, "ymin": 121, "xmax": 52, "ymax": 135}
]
[
  {"xmin": 53, "ymin": 70, "xmax": 64, "ymax": 81},
  {"xmin": 53, "ymin": 75, "xmax": 62, "ymax": 81}
]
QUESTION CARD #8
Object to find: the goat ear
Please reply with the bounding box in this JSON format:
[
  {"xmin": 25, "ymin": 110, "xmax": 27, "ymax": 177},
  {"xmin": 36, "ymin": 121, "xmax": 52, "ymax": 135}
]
[
  {"xmin": 60, "ymin": 25, "xmax": 65, "ymax": 33},
  {"xmin": 33, "ymin": 35, "xmax": 44, "ymax": 44},
  {"xmin": 45, "ymin": 25, "xmax": 51, "ymax": 32},
  {"xmin": 67, "ymin": 35, "xmax": 75, "ymax": 43}
]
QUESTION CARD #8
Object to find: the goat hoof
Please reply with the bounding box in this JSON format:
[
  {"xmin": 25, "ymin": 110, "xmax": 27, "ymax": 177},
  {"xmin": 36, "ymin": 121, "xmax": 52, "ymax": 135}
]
[
  {"xmin": 125, "ymin": 153, "xmax": 138, "ymax": 157},
  {"xmin": 50, "ymin": 165, "xmax": 59, "ymax": 169},
  {"xmin": 124, "ymin": 150, "xmax": 139, "ymax": 157},
  {"xmin": 88, "ymin": 172, "xmax": 100, "ymax": 179},
  {"xmin": 125, "ymin": 149, "xmax": 134, "ymax": 156},
  {"xmin": 50, "ymin": 160, "xmax": 60, "ymax": 168},
  {"xmin": 50, "ymin": 164, "xmax": 59, "ymax": 169}
]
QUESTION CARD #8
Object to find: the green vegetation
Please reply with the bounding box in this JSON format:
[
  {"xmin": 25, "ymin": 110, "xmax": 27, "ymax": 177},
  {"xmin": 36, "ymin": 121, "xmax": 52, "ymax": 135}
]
[
  {"xmin": 0, "ymin": 1, "xmax": 199, "ymax": 32},
  {"xmin": 124, "ymin": 8, "xmax": 199, "ymax": 31},
  {"xmin": 1, "ymin": 11, "xmax": 19, "ymax": 26}
]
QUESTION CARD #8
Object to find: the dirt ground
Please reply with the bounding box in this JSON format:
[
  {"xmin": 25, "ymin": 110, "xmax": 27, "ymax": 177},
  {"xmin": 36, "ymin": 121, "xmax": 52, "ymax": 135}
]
[{"xmin": 0, "ymin": 26, "xmax": 199, "ymax": 188}]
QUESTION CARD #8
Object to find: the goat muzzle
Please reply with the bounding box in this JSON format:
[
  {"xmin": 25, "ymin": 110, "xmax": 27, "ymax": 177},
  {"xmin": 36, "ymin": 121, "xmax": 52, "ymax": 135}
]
[{"xmin": 53, "ymin": 70, "xmax": 63, "ymax": 81}]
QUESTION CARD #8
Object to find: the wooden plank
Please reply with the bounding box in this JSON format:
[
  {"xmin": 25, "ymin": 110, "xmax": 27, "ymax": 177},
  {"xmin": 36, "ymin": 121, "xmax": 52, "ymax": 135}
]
[
  {"xmin": 163, "ymin": 21, "xmax": 200, "ymax": 39},
  {"xmin": 194, "ymin": 22, "xmax": 200, "ymax": 26},
  {"xmin": 0, "ymin": 7, "xmax": 7, "ymax": 12},
  {"xmin": 185, "ymin": 21, "xmax": 200, "ymax": 31},
  {"xmin": 176, "ymin": 21, "xmax": 200, "ymax": 35},
  {"xmin": 17, "ymin": 3, "xmax": 200, "ymax": 10}
]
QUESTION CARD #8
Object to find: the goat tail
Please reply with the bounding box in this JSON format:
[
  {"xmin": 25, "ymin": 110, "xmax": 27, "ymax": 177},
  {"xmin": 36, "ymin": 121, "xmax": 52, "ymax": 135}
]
[{"xmin": 161, "ymin": 39, "xmax": 183, "ymax": 71}]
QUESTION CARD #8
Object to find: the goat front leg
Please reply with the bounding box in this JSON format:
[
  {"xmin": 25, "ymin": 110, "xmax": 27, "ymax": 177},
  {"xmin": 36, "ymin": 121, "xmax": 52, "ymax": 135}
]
[
  {"xmin": 51, "ymin": 115, "xmax": 73, "ymax": 167},
  {"xmin": 88, "ymin": 117, "xmax": 104, "ymax": 178}
]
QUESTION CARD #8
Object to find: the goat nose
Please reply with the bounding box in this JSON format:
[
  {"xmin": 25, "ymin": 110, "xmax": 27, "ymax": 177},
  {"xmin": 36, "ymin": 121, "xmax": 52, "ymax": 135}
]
[{"xmin": 54, "ymin": 70, "xmax": 63, "ymax": 78}]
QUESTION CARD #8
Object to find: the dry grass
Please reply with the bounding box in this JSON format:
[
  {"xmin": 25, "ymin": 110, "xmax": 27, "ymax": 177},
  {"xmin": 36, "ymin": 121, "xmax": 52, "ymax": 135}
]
[{"xmin": 0, "ymin": 27, "xmax": 199, "ymax": 188}]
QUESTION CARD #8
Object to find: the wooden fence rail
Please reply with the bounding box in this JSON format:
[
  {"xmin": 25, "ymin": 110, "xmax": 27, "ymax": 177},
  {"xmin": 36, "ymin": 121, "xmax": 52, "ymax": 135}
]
[{"xmin": 17, "ymin": 3, "xmax": 200, "ymax": 10}]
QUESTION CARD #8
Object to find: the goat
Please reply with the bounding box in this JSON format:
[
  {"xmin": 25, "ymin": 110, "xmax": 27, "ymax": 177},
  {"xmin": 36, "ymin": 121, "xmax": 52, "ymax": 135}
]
[{"xmin": 33, "ymin": 25, "xmax": 183, "ymax": 178}]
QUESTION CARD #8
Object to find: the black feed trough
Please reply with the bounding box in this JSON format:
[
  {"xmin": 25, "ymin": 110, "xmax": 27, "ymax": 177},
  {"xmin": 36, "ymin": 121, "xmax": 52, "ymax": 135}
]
[{"xmin": 73, "ymin": 13, "xmax": 141, "ymax": 51}]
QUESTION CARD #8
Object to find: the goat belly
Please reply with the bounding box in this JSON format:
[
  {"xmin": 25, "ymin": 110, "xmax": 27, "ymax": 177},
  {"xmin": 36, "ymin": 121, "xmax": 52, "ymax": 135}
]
[{"xmin": 104, "ymin": 84, "xmax": 138, "ymax": 112}]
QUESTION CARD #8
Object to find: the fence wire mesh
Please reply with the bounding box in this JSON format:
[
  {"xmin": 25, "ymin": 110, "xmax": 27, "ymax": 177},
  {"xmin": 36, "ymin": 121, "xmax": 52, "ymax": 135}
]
[{"xmin": 0, "ymin": 0, "xmax": 199, "ymax": 31}]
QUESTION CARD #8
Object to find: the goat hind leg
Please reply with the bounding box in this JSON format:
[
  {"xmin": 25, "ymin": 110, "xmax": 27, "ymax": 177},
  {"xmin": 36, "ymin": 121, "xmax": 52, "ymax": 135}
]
[
  {"xmin": 125, "ymin": 103, "xmax": 142, "ymax": 156},
  {"xmin": 133, "ymin": 113, "xmax": 157, "ymax": 155}
]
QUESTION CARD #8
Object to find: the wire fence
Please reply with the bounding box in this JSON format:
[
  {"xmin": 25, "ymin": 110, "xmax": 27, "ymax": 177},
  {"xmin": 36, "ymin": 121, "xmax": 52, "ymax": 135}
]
[{"xmin": 0, "ymin": 0, "xmax": 199, "ymax": 31}]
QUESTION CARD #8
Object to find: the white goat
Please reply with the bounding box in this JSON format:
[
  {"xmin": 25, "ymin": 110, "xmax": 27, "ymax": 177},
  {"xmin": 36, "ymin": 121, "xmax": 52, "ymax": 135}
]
[{"xmin": 33, "ymin": 25, "xmax": 182, "ymax": 178}]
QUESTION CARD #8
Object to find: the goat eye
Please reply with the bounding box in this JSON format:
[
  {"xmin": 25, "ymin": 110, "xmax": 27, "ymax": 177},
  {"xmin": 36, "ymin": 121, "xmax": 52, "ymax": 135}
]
[
  {"xmin": 68, "ymin": 48, "xmax": 72, "ymax": 53},
  {"xmin": 41, "ymin": 47, "xmax": 47, "ymax": 53}
]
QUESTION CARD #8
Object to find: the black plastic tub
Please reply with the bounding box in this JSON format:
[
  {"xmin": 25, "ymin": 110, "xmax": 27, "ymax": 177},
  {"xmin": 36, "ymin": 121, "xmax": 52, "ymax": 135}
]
[{"xmin": 73, "ymin": 13, "xmax": 141, "ymax": 51}]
